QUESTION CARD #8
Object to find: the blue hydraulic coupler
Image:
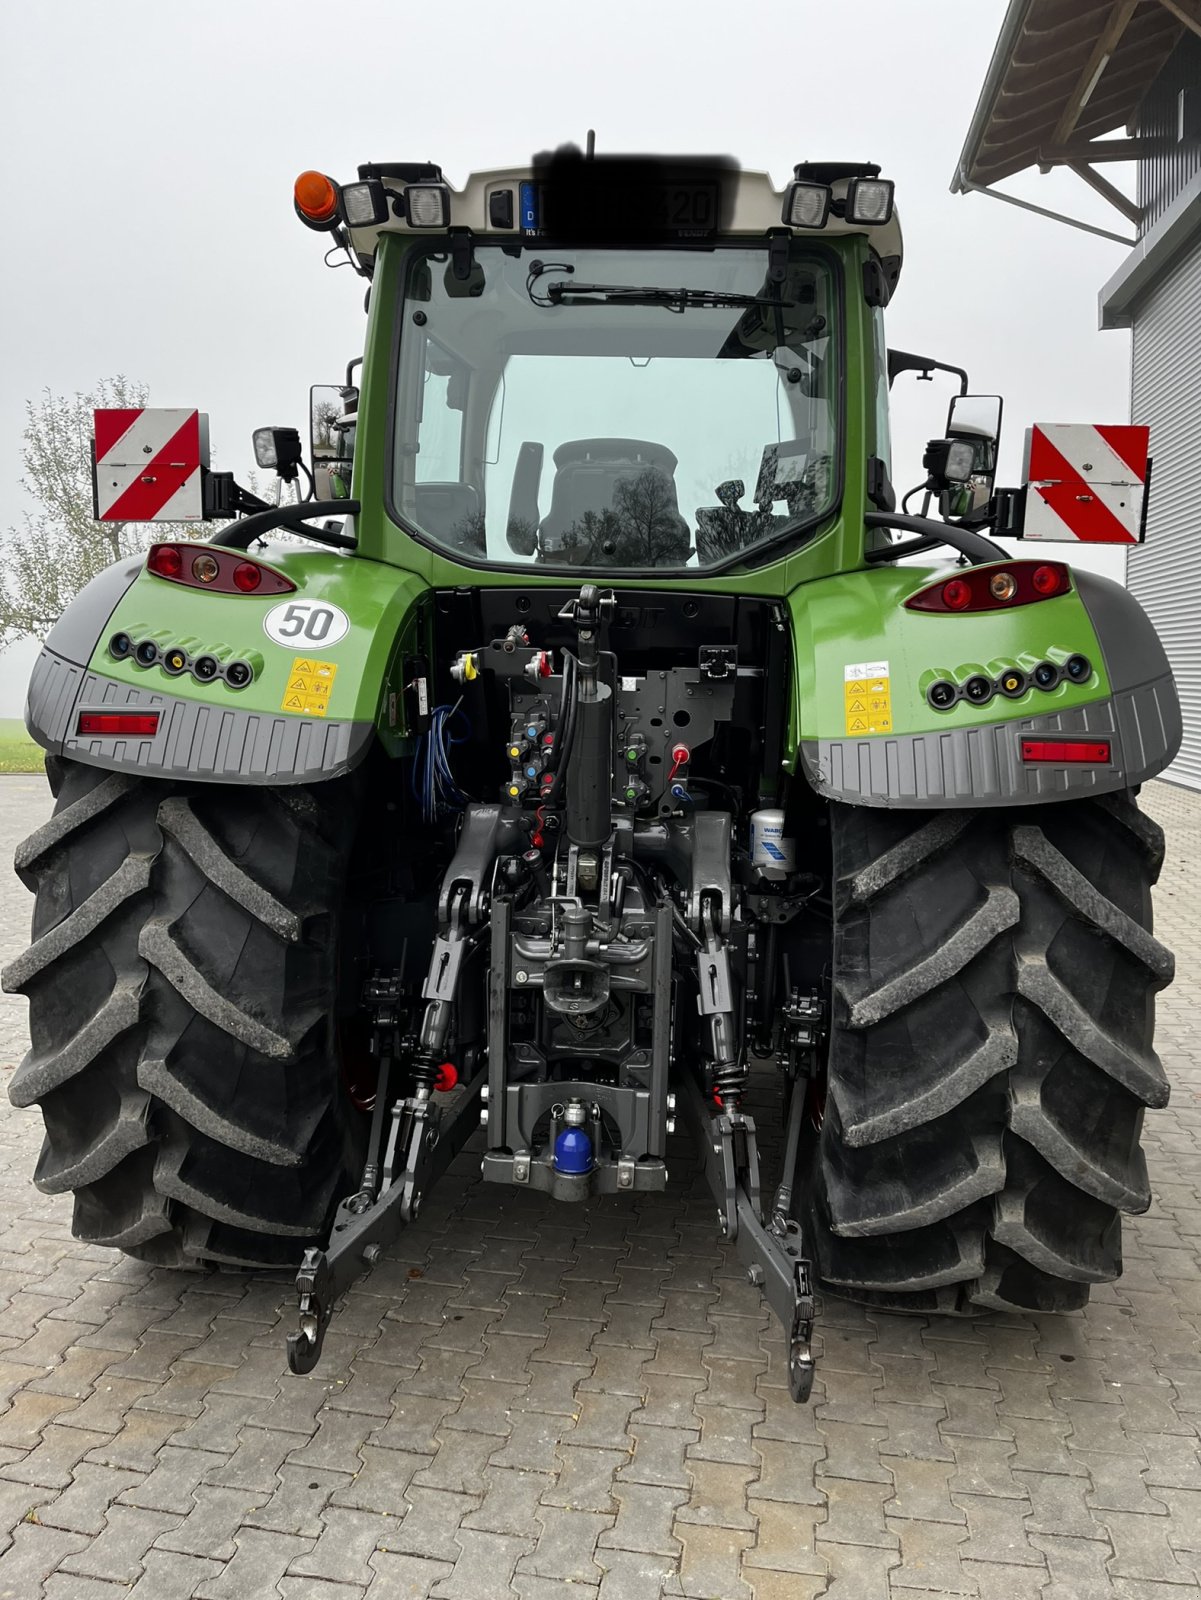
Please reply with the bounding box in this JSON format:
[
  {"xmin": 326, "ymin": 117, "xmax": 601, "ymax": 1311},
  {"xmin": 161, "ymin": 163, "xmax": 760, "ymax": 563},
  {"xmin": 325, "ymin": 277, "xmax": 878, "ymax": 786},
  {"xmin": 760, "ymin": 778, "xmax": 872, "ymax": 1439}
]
[{"xmin": 553, "ymin": 1101, "xmax": 593, "ymax": 1174}]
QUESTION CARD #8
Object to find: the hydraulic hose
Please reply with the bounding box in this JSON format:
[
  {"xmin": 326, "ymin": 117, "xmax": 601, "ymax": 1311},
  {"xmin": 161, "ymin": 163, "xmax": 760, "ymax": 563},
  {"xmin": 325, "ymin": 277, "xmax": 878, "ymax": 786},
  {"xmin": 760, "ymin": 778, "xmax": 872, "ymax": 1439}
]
[
  {"xmin": 543, "ymin": 652, "xmax": 578, "ymax": 809},
  {"xmin": 863, "ymin": 510, "xmax": 1000, "ymax": 567}
]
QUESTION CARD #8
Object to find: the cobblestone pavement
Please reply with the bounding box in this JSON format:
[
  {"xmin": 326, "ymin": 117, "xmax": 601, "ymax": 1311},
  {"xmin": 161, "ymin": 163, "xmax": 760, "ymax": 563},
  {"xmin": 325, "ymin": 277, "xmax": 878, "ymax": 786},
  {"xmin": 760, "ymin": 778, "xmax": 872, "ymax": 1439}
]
[{"xmin": 0, "ymin": 771, "xmax": 1198, "ymax": 1599}]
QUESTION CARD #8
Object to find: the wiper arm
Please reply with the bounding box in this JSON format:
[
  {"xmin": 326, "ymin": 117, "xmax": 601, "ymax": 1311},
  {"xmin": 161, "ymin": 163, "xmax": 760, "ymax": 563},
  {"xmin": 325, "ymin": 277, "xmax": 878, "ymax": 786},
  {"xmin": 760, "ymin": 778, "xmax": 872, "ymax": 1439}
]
[{"xmin": 545, "ymin": 282, "xmax": 794, "ymax": 312}]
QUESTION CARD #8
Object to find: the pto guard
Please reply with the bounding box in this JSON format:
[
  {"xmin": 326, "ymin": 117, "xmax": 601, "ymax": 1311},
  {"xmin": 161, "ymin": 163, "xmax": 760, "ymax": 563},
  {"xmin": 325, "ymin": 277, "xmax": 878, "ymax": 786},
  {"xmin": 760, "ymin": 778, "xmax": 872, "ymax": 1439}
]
[
  {"xmin": 23, "ymin": 546, "xmax": 425, "ymax": 785},
  {"xmin": 790, "ymin": 563, "xmax": 1181, "ymax": 808}
]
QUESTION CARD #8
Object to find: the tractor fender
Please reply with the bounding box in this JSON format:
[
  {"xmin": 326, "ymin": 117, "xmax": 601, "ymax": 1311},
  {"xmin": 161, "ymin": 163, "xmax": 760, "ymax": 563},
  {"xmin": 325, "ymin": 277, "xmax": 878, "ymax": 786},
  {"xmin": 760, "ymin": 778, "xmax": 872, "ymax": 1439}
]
[
  {"xmin": 24, "ymin": 545, "xmax": 427, "ymax": 785},
  {"xmin": 789, "ymin": 562, "xmax": 1181, "ymax": 808}
]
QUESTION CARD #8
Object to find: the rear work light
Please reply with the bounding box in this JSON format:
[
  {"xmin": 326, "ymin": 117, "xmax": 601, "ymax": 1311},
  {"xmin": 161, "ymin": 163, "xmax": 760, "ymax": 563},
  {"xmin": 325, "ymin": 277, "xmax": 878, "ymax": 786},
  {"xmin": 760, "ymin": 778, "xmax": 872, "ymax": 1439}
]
[
  {"xmin": 146, "ymin": 544, "xmax": 294, "ymax": 596},
  {"xmin": 341, "ymin": 179, "xmax": 390, "ymax": 228},
  {"xmin": 405, "ymin": 183, "xmax": 451, "ymax": 227},
  {"xmin": 783, "ymin": 181, "xmax": 830, "ymax": 228},
  {"xmin": 844, "ymin": 177, "xmax": 895, "ymax": 225},
  {"xmin": 906, "ymin": 561, "xmax": 1071, "ymax": 614},
  {"xmin": 1021, "ymin": 739, "xmax": 1111, "ymax": 764},
  {"xmin": 77, "ymin": 712, "xmax": 160, "ymax": 737}
]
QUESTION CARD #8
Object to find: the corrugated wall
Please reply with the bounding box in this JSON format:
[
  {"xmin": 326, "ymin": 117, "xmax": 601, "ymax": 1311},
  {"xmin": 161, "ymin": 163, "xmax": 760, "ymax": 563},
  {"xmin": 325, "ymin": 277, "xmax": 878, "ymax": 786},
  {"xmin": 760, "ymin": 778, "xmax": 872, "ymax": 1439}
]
[
  {"xmin": 1128, "ymin": 230, "xmax": 1201, "ymax": 790},
  {"xmin": 1137, "ymin": 30, "xmax": 1201, "ymax": 233}
]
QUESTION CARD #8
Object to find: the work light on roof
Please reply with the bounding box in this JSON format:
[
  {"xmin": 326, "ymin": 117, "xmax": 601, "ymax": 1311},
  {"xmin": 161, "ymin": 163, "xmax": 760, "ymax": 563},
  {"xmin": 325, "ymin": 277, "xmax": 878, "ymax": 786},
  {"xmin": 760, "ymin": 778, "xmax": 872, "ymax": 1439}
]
[
  {"xmin": 341, "ymin": 179, "xmax": 390, "ymax": 228},
  {"xmin": 845, "ymin": 177, "xmax": 895, "ymax": 225},
  {"xmin": 783, "ymin": 181, "xmax": 831, "ymax": 229},
  {"xmin": 406, "ymin": 183, "xmax": 451, "ymax": 228}
]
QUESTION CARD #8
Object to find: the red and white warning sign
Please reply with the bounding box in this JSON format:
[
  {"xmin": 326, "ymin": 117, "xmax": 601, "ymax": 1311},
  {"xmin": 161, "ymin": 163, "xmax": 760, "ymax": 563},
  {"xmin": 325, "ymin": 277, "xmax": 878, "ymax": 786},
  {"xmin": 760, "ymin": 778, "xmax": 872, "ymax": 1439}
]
[
  {"xmin": 92, "ymin": 409, "xmax": 209, "ymax": 522},
  {"xmin": 1020, "ymin": 423, "xmax": 1148, "ymax": 544}
]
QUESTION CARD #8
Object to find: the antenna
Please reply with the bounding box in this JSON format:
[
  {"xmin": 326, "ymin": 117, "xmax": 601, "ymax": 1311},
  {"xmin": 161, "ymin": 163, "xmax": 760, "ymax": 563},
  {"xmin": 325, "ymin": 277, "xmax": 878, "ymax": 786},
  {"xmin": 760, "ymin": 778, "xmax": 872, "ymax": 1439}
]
[{"xmin": 585, "ymin": 129, "xmax": 596, "ymax": 160}]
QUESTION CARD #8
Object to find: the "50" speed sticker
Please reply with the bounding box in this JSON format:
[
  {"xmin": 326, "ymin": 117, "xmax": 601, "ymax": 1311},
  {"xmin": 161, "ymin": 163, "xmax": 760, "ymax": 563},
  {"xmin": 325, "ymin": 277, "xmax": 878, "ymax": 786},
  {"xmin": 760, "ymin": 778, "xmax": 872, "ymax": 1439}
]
[{"xmin": 263, "ymin": 599, "xmax": 350, "ymax": 649}]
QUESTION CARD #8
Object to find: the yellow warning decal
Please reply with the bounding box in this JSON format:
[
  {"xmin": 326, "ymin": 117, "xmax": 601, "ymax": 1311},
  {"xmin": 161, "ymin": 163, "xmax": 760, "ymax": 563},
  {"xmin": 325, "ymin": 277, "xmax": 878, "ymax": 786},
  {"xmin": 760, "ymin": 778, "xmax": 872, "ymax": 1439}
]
[
  {"xmin": 280, "ymin": 657, "xmax": 338, "ymax": 717},
  {"xmin": 844, "ymin": 659, "xmax": 892, "ymax": 736}
]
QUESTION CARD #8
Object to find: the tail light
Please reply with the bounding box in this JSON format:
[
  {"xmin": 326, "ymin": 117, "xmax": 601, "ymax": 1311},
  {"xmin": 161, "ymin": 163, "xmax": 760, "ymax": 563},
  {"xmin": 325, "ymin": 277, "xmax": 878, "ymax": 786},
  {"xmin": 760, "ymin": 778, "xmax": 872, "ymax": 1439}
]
[
  {"xmin": 147, "ymin": 544, "xmax": 294, "ymax": 595},
  {"xmin": 906, "ymin": 561, "xmax": 1071, "ymax": 614},
  {"xmin": 1021, "ymin": 739, "xmax": 1111, "ymax": 764},
  {"xmin": 77, "ymin": 712, "xmax": 161, "ymax": 737}
]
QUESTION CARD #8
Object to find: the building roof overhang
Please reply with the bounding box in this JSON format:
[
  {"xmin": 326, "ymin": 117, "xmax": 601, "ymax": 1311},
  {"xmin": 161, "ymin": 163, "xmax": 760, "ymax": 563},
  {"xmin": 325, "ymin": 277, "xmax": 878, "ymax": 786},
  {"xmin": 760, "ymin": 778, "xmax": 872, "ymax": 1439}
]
[{"xmin": 952, "ymin": 0, "xmax": 1192, "ymax": 218}]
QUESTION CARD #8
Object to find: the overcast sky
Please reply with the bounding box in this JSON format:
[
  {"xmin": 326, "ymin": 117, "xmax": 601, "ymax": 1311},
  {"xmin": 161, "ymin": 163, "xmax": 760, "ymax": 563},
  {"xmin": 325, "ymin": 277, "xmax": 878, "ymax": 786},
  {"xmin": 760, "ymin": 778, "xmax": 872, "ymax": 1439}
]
[{"xmin": 0, "ymin": 0, "xmax": 1140, "ymax": 716}]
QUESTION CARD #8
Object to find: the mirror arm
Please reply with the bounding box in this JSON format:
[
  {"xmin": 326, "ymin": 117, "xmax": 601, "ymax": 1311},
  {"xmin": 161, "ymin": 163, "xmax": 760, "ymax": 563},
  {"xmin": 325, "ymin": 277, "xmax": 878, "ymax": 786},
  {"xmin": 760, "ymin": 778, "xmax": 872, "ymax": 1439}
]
[
  {"xmin": 210, "ymin": 500, "xmax": 361, "ymax": 553},
  {"xmin": 887, "ymin": 349, "xmax": 969, "ymax": 394},
  {"xmin": 864, "ymin": 510, "xmax": 1002, "ymax": 566}
]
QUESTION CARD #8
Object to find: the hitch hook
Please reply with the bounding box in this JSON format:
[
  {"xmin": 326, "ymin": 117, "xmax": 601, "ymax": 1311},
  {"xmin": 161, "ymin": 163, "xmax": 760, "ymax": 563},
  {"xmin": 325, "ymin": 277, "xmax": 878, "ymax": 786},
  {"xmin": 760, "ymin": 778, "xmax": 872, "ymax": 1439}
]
[
  {"xmin": 787, "ymin": 1259, "xmax": 816, "ymax": 1403},
  {"xmin": 286, "ymin": 1246, "xmax": 332, "ymax": 1375}
]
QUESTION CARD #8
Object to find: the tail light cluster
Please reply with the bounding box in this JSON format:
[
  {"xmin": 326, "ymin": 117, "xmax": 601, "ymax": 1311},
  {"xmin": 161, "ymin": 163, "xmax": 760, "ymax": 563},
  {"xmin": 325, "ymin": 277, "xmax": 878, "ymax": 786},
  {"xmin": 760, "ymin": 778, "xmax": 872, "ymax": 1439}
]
[
  {"xmin": 906, "ymin": 561, "xmax": 1071, "ymax": 614},
  {"xmin": 927, "ymin": 653, "xmax": 1093, "ymax": 710},
  {"xmin": 147, "ymin": 544, "xmax": 294, "ymax": 596},
  {"xmin": 109, "ymin": 632, "xmax": 256, "ymax": 690}
]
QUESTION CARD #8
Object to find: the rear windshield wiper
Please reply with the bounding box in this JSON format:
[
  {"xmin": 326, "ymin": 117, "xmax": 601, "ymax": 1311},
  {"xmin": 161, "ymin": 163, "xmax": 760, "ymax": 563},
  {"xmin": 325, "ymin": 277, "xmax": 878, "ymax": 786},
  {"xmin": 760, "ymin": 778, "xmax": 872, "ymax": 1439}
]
[{"xmin": 543, "ymin": 282, "xmax": 794, "ymax": 312}]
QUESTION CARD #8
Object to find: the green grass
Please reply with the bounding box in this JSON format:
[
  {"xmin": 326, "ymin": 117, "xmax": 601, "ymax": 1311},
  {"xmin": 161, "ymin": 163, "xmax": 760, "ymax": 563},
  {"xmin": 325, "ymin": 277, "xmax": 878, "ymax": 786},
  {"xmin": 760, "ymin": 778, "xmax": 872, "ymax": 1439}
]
[{"xmin": 0, "ymin": 719, "xmax": 44, "ymax": 776}]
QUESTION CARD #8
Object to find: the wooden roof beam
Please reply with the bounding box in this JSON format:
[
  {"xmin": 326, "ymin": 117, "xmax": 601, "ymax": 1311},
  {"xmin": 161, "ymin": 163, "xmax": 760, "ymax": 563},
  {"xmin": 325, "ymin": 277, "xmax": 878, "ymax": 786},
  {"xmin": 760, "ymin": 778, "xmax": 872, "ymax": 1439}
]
[
  {"xmin": 1050, "ymin": 0, "xmax": 1140, "ymax": 146},
  {"xmin": 1155, "ymin": 0, "xmax": 1201, "ymax": 39},
  {"xmin": 1040, "ymin": 134, "xmax": 1169, "ymax": 162},
  {"xmin": 1068, "ymin": 159, "xmax": 1143, "ymax": 225}
]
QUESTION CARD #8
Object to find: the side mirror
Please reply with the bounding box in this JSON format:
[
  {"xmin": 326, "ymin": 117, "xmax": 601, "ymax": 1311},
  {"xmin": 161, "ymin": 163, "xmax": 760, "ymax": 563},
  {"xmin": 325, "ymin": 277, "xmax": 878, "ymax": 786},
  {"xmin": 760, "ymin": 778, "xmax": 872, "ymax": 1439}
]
[
  {"xmin": 310, "ymin": 385, "xmax": 357, "ymax": 500},
  {"xmin": 947, "ymin": 392, "xmax": 1002, "ymax": 444},
  {"xmin": 311, "ymin": 385, "xmax": 351, "ymax": 464},
  {"xmin": 943, "ymin": 393, "xmax": 1002, "ymax": 522}
]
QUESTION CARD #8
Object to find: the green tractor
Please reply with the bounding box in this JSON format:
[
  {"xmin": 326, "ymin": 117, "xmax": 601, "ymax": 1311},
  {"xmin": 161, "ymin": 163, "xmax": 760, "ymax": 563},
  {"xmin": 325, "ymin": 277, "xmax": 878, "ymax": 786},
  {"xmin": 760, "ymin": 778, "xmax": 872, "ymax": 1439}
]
[{"xmin": 4, "ymin": 148, "xmax": 1179, "ymax": 1400}]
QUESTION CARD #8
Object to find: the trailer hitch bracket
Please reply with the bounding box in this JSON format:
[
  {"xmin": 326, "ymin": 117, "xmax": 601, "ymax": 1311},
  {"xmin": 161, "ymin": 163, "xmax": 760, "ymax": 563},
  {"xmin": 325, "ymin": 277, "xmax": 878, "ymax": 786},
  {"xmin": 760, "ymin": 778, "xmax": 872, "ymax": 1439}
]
[
  {"xmin": 285, "ymin": 1081, "xmax": 481, "ymax": 1374},
  {"xmin": 679, "ymin": 1072, "xmax": 817, "ymax": 1403}
]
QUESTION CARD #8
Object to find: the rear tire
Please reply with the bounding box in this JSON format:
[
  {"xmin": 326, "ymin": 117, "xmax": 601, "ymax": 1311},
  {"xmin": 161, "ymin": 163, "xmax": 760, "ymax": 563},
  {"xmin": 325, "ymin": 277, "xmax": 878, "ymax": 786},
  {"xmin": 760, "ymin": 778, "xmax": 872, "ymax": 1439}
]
[
  {"xmin": 807, "ymin": 791, "xmax": 1172, "ymax": 1314},
  {"xmin": 3, "ymin": 757, "xmax": 364, "ymax": 1269}
]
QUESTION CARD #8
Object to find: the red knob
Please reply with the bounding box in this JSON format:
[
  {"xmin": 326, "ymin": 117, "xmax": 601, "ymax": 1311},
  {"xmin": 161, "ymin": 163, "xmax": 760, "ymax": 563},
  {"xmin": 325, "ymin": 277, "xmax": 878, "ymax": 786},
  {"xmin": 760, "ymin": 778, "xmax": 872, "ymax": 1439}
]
[{"xmin": 434, "ymin": 1062, "xmax": 458, "ymax": 1092}]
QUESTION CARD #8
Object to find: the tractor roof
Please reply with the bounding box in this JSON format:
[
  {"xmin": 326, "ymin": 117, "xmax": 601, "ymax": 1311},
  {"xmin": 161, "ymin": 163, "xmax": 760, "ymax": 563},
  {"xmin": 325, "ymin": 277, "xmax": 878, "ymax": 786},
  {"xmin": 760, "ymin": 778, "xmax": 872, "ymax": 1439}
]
[{"xmin": 307, "ymin": 154, "xmax": 904, "ymax": 291}]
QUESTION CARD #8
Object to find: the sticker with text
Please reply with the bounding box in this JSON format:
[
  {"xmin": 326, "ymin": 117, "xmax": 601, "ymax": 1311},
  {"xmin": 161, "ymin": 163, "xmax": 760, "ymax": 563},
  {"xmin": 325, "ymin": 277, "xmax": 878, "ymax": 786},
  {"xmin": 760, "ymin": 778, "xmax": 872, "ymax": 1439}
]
[
  {"xmin": 844, "ymin": 659, "xmax": 892, "ymax": 736},
  {"xmin": 264, "ymin": 599, "xmax": 350, "ymax": 649},
  {"xmin": 280, "ymin": 657, "xmax": 338, "ymax": 718}
]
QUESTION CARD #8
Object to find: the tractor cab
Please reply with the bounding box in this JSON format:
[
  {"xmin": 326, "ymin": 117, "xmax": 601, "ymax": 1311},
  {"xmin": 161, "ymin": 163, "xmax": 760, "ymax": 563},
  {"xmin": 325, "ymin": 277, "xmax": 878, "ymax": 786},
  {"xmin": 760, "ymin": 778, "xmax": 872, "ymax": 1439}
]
[{"xmin": 296, "ymin": 151, "xmax": 902, "ymax": 574}]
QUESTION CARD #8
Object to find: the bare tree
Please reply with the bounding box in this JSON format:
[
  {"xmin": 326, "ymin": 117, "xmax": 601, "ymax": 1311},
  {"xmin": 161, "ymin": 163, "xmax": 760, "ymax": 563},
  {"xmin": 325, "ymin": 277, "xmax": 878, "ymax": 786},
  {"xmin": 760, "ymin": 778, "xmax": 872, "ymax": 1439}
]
[
  {"xmin": 0, "ymin": 378, "xmax": 211, "ymax": 649},
  {"xmin": 311, "ymin": 397, "xmax": 341, "ymax": 453},
  {"xmin": 562, "ymin": 470, "xmax": 691, "ymax": 567}
]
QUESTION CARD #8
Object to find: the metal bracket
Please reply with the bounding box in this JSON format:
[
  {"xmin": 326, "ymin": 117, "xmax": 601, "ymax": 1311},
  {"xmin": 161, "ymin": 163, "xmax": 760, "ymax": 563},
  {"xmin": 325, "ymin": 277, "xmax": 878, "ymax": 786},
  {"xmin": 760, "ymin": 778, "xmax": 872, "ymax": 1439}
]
[
  {"xmin": 285, "ymin": 950, "xmax": 483, "ymax": 1375},
  {"xmin": 678, "ymin": 1070, "xmax": 818, "ymax": 1404},
  {"xmin": 778, "ymin": 988, "xmax": 826, "ymax": 1078},
  {"xmin": 285, "ymin": 1081, "xmax": 480, "ymax": 1374}
]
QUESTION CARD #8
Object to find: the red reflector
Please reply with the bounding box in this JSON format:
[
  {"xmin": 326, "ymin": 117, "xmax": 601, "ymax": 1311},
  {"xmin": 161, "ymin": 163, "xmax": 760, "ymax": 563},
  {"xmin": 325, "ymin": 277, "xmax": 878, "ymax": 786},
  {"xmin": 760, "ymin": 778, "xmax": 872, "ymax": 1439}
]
[
  {"xmin": 77, "ymin": 712, "xmax": 161, "ymax": 737},
  {"xmin": 942, "ymin": 578, "xmax": 971, "ymax": 610},
  {"xmin": 233, "ymin": 561, "xmax": 262, "ymax": 592},
  {"xmin": 1021, "ymin": 739, "xmax": 1111, "ymax": 764}
]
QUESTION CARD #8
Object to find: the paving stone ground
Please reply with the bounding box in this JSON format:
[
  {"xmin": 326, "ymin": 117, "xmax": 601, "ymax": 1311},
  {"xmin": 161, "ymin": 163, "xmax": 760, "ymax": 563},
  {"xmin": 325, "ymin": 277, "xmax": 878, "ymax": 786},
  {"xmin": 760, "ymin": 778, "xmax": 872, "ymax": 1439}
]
[{"xmin": 0, "ymin": 770, "xmax": 1198, "ymax": 1599}]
